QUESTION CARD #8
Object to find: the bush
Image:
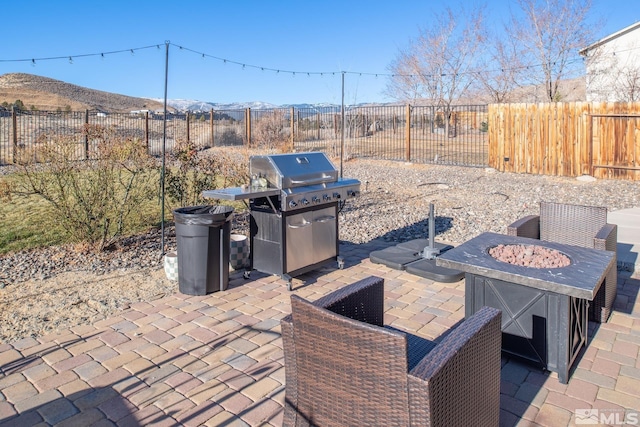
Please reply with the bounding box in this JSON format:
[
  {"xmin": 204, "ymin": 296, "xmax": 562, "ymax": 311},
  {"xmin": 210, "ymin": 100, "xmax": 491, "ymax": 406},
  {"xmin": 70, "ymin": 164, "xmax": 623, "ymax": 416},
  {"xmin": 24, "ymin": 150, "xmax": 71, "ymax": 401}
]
[
  {"xmin": 218, "ymin": 128, "xmax": 244, "ymax": 146},
  {"xmin": 164, "ymin": 142, "xmax": 250, "ymax": 210},
  {"xmin": 10, "ymin": 125, "xmax": 158, "ymax": 251},
  {"xmin": 253, "ymin": 110, "xmax": 291, "ymax": 151}
]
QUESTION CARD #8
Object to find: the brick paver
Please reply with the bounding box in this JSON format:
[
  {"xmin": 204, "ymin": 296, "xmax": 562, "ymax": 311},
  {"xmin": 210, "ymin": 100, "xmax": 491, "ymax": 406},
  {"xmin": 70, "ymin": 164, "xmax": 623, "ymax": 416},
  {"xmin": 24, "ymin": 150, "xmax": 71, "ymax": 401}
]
[{"xmin": 0, "ymin": 240, "xmax": 638, "ymax": 426}]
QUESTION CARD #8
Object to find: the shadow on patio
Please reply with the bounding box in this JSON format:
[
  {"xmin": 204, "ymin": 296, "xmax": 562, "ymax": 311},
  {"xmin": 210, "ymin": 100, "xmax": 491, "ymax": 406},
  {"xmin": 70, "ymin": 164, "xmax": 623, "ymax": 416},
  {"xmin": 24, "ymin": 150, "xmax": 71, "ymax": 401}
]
[{"xmin": 0, "ymin": 239, "xmax": 638, "ymax": 426}]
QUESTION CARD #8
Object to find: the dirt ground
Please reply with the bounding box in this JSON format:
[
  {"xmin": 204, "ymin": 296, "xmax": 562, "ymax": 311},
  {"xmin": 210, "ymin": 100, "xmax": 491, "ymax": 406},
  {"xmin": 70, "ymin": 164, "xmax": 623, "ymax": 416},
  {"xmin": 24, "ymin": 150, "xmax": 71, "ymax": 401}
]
[{"xmin": 0, "ymin": 267, "xmax": 174, "ymax": 344}]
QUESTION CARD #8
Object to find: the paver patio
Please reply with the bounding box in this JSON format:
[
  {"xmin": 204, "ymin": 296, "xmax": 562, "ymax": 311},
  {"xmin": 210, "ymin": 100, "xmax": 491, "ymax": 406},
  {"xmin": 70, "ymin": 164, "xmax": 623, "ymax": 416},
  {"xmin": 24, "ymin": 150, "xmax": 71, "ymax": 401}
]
[{"xmin": 0, "ymin": 239, "xmax": 638, "ymax": 426}]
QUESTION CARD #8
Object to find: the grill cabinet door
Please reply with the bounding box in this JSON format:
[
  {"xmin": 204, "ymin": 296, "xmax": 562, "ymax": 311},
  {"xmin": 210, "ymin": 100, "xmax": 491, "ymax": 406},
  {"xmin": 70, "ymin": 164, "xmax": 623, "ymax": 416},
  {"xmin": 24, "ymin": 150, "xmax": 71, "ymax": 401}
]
[
  {"xmin": 284, "ymin": 205, "xmax": 337, "ymax": 273},
  {"xmin": 312, "ymin": 207, "xmax": 337, "ymax": 262},
  {"xmin": 285, "ymin": 211, "xmax": 314, "ymax": 272}
]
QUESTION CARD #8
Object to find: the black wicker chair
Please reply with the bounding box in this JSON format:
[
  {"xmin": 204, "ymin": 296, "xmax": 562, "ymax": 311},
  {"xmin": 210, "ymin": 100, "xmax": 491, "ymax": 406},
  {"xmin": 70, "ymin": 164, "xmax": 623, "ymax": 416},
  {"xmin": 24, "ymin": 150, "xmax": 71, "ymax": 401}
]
[
  {"xmin": 507, "ymin": 201, "xmax": 617, "ymax": 322},
  {"xmin": 281, "ymin": 276, "xmax": 502, "ymax": 427}
]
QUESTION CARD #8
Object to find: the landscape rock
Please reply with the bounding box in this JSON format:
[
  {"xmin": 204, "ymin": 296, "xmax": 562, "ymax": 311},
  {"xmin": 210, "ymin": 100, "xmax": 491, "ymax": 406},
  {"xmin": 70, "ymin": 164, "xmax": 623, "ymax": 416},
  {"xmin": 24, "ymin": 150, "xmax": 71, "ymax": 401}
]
[{"xmin": 0, "ymin": 158, "xmax": 638, "ymax": 343}]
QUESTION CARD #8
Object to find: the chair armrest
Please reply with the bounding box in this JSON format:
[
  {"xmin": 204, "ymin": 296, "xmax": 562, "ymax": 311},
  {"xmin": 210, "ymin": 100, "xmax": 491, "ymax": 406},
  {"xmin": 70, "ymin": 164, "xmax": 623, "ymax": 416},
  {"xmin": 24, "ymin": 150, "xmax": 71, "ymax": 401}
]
[
  {"xmin": 507, "ymin": 215, "xmax": 540, "ymax": 239},
  {"xmin": 594, "ymin": 223, "xmax": 617, "ymax": 253},
  {"xmin": 407, "ymin": 306, "xmax": 502, "ymax": 426}
]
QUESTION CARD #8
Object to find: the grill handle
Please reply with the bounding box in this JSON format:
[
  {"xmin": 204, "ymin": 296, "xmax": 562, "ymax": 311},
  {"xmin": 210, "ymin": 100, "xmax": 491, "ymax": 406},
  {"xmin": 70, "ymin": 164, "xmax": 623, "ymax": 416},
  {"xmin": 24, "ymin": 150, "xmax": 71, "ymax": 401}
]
[
  {"xmin": 315, "ymin": 215, "xmax": 336, "ymax": 223},
  {"xmin": 288, "ymin": 174, "xmax": 334, "ymax": 185},
  {"xmin": 287, "ymin": 220, "xmax": 312, "ymax": 229}
]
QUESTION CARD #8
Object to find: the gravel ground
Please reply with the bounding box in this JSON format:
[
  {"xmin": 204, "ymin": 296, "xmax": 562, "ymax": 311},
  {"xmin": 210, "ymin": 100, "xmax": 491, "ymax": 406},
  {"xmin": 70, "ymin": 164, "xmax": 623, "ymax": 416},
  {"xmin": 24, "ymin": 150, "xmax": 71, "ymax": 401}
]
[{"xmin": 1, "ymin": 158, "xmax": 638, "ymax": 343}]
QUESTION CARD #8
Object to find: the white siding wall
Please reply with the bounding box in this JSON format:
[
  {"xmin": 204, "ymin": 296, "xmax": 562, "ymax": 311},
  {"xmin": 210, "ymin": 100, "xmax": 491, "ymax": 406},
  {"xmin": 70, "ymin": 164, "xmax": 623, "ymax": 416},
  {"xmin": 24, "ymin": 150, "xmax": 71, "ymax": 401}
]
[{"xmin": 584, "ymin": 26, "xmax": 640, "ymax": 102}]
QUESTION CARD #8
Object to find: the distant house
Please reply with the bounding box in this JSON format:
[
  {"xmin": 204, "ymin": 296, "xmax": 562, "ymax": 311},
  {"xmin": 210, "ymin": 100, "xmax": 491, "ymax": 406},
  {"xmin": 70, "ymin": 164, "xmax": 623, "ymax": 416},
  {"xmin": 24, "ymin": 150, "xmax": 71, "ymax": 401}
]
[
  {"xmin": 130, "ymin": 109, "xmax": 152, "ymax": 116},
  {"xmin": 579, "ymin": 21, "xmax": 640, "ymax": 102}
]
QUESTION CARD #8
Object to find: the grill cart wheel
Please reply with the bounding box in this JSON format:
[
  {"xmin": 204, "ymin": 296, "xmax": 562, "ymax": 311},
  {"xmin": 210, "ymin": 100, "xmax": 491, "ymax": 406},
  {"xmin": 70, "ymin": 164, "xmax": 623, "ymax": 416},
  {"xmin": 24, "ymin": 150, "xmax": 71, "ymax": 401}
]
[{"xmin": 281, "ymin": 274, "xmax": 293, "ymax": 291}]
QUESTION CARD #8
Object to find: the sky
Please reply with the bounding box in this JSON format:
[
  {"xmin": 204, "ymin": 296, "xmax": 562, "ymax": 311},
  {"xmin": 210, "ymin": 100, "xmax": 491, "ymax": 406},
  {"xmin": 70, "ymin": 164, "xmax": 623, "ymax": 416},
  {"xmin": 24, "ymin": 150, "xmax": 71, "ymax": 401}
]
[{"xmin": 1, "ymin": 0, "xmax": 639, "ymax": 106}]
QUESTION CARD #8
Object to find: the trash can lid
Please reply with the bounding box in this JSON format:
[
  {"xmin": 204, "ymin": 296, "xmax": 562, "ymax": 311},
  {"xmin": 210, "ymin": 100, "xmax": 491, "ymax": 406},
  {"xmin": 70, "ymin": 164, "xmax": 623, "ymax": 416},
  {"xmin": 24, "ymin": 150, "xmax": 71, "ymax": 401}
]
[{"xmin": 173, "ymin": 205, "xmax": 234, "ymax": 226}]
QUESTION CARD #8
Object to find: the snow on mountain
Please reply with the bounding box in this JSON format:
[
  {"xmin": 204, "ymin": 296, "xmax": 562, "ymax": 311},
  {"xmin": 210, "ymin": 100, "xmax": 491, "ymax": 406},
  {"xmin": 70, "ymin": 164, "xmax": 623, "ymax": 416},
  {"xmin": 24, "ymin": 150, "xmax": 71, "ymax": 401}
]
[{"xmin": 152, "ymin": 98, "xmax": 342, "ymax": 113}]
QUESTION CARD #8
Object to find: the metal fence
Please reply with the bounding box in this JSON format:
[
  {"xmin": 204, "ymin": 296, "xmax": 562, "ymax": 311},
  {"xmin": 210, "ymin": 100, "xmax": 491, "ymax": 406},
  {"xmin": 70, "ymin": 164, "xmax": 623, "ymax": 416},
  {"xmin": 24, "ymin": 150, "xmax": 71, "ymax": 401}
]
[{"xmin": 0, "ymin": 104, "xmax": 489, "ymax": 167}]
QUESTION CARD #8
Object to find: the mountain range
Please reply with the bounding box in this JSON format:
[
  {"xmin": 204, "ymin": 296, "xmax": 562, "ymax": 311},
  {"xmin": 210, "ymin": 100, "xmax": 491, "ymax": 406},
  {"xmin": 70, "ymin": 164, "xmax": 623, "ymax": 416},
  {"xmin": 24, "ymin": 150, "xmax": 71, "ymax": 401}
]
[
  {"xmin": 0, "ymin": 72, "xmax": 587, "ymax": 113},
  {"xmin": 153, "ymin": 98, "xmax": 345, "ymax": 113},
  {"xmin": 0, "ymin": 73, "xmax": 343, "ymax": 113}
]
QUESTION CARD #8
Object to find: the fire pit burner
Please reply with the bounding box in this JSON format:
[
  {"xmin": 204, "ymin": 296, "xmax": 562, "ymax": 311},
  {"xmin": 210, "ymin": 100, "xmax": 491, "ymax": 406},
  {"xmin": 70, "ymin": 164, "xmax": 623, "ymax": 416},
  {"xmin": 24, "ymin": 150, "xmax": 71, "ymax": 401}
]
[{"xmin": 489, "ymin": 244, "xmax": 570, "ymax": 268}]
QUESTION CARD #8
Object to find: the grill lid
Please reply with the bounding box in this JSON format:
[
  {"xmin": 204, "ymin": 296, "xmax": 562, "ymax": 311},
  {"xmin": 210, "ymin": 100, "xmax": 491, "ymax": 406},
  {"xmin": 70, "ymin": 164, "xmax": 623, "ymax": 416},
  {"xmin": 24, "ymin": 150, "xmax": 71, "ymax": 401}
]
[{"xmin": 250, "ymin": 152, "xmax": 338, "ymax": 189}]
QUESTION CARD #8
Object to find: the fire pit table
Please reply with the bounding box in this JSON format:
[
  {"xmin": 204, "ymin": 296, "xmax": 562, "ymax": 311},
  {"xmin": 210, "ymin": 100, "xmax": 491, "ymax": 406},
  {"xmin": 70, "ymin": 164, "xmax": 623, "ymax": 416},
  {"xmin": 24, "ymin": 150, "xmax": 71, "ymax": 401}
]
[{"xmin": 436, "ymin": 232, "xmax": 615, "ymax": 383}]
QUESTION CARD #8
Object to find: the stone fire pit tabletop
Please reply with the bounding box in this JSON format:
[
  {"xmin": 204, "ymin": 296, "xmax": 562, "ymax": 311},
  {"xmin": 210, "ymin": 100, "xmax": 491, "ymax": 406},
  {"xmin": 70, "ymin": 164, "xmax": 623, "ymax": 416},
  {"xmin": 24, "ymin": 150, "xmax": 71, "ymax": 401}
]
[{"xmin": 436, "ymin": 232, "xmax": 615, "ymax": 300}]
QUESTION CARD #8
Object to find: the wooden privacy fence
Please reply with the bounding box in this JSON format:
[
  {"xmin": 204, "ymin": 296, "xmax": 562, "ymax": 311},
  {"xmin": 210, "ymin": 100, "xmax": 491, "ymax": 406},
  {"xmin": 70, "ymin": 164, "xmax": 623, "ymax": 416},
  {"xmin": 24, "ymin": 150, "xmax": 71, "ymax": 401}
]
[{"xmin": 488, "ymin": 102, "xmax": 640, "ymax": 180}]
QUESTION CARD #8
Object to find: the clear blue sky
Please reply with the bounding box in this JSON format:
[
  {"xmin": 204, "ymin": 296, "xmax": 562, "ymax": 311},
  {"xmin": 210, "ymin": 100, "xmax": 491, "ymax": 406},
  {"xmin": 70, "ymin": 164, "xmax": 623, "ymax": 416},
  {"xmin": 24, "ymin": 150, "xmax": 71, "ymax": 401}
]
[{"xmin": 1, "ymin": 0, "xmax": 638, "ymax": 105}]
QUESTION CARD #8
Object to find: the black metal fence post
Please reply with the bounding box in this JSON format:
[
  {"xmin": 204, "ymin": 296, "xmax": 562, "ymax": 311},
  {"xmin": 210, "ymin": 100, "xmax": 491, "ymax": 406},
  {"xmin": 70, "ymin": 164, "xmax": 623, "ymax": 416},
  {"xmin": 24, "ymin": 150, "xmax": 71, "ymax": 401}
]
[
  {"xmin": 84, "ymin": 109, "xmax": 89, "ymax": 159},
  {"xmin": 11, "ymin": 107, "xmax": 17, "ymax": 164}
]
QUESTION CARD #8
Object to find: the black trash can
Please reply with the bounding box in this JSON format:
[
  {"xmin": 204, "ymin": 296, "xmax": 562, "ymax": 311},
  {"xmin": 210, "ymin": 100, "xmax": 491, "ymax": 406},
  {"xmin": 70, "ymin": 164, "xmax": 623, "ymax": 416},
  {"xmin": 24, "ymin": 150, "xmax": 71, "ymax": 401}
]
[{"xmin": 173, "ymin": 205, "xmax": 234, "ymax": 296}]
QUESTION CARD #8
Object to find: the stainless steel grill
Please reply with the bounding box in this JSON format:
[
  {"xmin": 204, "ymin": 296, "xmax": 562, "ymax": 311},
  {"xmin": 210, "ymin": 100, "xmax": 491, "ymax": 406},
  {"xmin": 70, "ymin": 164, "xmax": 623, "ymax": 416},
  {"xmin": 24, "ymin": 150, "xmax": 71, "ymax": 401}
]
[{"xmin": 203, "ymin": 152, "xmax": 360, "ymax": 290}]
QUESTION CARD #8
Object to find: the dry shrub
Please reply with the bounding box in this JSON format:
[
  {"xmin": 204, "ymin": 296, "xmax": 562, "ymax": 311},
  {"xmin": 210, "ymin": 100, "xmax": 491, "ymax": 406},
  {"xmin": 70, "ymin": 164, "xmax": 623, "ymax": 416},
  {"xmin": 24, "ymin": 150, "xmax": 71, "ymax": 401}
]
[
  {"xmin": 253, "ymin": 110, "xmax": 291, "ymax": 151},
  {"xmin": 11, "ymin": 125, "xmax": 158, "ymax": 251},
  {"xmin": 217, "ymin": 128, "xmax": 244, "ymax": 146},
  {"xmin": 164, "ymin": 142, "xmax": 250, "ymax": 210}
]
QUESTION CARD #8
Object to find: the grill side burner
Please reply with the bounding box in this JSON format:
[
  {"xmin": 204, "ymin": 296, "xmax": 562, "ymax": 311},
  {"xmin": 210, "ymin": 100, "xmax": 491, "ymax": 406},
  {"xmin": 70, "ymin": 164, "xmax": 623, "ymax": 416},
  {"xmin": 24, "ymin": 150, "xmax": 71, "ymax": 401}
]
[{"xmin": 202, "ymin": 152, "xmax": 360, "ymax": 290}]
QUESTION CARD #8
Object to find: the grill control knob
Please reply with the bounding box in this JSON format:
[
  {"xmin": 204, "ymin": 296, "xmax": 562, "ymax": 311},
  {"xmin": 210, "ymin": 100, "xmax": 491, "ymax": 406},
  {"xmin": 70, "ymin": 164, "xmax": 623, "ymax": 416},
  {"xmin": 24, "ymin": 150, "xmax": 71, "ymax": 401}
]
[
  {"xmin": 289, "ymin": 200, "xmax": 298, "ymax": 208},
  {"xmin": 301, "ymin": 198, "xmax": 309, "ymax": 206},
  {"xmin": 312, "ymin": 196, "xmax": 320, "ymax": 204},
  {"xmin": 323, "ymin": 194, "xmax": 331, "ymax": 202},
  {"xmin": 347, "ymin": 190, "xmax": 357, "ymax": 197},
  {"xmin": 333, "ymin": 192, "xmax": 341, "ymax": 199}
]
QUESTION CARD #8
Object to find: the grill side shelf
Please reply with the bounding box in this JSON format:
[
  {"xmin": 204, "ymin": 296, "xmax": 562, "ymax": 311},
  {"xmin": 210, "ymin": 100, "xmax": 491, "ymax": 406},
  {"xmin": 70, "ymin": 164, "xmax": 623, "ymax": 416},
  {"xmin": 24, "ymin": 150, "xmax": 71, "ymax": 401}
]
[{"xmin": 202, "ymin": 187, "xmax": 281, "ymax": 201}]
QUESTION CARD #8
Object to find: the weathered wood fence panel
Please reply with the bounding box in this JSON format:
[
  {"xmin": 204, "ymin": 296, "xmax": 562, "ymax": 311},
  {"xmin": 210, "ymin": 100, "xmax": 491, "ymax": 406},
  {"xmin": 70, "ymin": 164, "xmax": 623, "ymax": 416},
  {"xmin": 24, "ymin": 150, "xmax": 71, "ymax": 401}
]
[{"xmin": 488, "ymin": 102, "xmax": 640, "ymax": 180}]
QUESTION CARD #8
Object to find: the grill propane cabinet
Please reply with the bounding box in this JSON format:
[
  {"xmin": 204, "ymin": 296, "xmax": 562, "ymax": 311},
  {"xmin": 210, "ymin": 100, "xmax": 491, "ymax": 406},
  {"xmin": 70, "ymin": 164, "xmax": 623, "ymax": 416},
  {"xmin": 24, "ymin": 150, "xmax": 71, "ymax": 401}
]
[{"xmin": 203, "ymin": 152, "xmax": 360, "ymax": 290}]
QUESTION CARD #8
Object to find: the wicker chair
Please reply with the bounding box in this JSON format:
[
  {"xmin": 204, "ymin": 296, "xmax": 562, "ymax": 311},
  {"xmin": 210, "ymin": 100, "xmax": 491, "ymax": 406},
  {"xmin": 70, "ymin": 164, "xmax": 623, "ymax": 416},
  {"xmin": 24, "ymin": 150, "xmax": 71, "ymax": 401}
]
[
  {"xmin": 507, "ymin": 201, "xmax": 617, "ymax": 322},
  {"xmin": 281, "ymin": 276, "xmax": 502, "ymax": 427}
]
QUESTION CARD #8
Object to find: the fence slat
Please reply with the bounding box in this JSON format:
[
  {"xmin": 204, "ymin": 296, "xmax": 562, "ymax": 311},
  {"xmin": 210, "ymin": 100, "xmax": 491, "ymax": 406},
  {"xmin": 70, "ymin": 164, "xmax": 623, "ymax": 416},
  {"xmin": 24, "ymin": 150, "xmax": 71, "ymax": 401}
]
[{"xmin": 487, "ymin": 101, "xmax": 640, "ymax": 181}]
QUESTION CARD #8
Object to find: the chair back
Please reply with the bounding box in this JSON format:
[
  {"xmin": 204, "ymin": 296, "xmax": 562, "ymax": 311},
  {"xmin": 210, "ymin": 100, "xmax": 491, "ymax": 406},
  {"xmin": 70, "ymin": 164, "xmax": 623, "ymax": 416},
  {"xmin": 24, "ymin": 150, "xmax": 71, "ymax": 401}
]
[
  {"xmin": 289, "ymin": 295, "xmax": 410, "ymax": 426},
  {"xmin": 540, "ymin": 201, "xmax": 607, "ymax": 248}
]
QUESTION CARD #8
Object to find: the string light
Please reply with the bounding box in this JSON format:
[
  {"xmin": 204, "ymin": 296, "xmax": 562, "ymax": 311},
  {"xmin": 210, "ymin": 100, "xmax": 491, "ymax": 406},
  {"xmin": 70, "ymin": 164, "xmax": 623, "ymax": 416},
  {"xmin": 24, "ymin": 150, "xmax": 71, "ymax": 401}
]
[
  {"xmin": 0, "ymin": 45, "xmax": 159, "ymax": 64},
  {"xmin": 0, "ymin": 40, "xmax": 633, "ymax": 80}
]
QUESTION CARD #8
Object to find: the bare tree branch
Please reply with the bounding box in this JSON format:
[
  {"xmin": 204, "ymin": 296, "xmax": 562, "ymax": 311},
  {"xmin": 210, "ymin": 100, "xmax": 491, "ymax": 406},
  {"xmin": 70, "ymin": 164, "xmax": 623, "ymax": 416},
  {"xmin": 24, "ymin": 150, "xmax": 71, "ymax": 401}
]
[
  {"xmin": 386, "ymin": 4, "xmax": 486, "ymax": 107},
  {"xmin": 508, "ymin": 0, "xmax": 596, "ymax": 102}
]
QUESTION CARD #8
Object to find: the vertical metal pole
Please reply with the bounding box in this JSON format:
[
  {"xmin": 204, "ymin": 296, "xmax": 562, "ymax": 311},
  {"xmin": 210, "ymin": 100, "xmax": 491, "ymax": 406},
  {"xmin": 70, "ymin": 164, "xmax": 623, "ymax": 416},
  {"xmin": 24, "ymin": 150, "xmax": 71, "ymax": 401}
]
[
  {"xmin": 210, "ymin": 108, "xmax": 215, "ymax": 147},
  {"xmin": 290, "ymin": 107, "xmax": 295, "ymax": 151},
  {"xmin": 405, "ymin": 104, "xmax": 411, "ymax": 161},
  {"xmin": 245, "ymin": 108, "xmax": 252, "ymax": 146},
  {"xmin": 145, "ymin": 111, "xmax": 150, "ymax": 153},
  {"xmin": 84, "ymin": 109, "xmax": 89, "ymax": 159},
  {"xmin": 429, "ymin": 203, "xmax": 435, "ymax": 249},
  {"xmin": 11, "ymin": 107, "xmax": 17, "ymax": 164},
  {"xmin": 161, "ymin": 41, "xmax": 169, "ymax": 256},
  {"xmin": 340, "ymin": 72, "xmax": 345, "ymax": 178},
  {"xmin": 186, "ymin": 111, "xmax": 190, "ymax": 143}
]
